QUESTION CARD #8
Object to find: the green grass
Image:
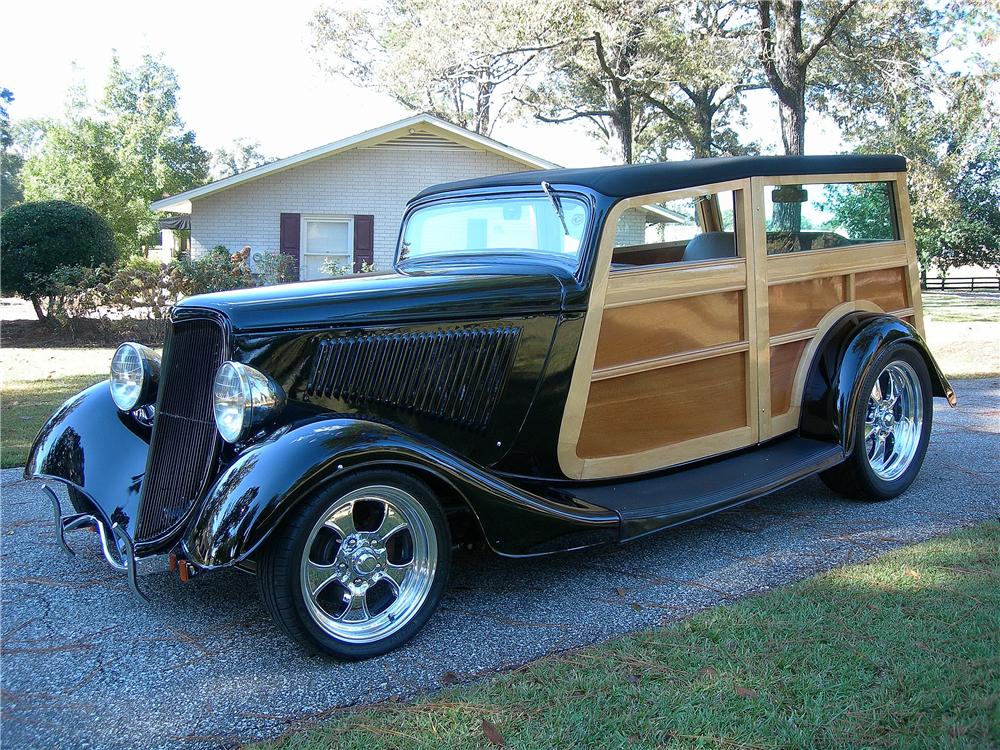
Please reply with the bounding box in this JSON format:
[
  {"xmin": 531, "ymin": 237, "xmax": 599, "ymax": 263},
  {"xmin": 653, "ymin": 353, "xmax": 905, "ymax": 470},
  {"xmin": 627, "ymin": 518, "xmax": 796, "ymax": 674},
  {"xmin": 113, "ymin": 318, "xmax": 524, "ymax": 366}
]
[
  {"xmin": 922, "ymin": 291, "xmax": 1000, "ymax": 323},
  {"xmin": 0, "ymin": 373, "xmax": 104, "ymax": 468},
  {"xmin": 257, "ymin": 523, "xmax": 1000, "ymax": 750}
]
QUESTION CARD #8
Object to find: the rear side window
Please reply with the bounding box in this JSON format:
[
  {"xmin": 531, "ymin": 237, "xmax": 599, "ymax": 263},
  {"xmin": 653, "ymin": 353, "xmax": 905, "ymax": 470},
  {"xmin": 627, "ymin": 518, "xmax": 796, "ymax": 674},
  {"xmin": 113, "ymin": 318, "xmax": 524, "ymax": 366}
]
[
  {"xmin": 765, "ymin": 181, "xmax": 898, "ymax": 255},
  {"xmin": 612, "ymin": 190, "xmax": 738, "ymax": 268}
]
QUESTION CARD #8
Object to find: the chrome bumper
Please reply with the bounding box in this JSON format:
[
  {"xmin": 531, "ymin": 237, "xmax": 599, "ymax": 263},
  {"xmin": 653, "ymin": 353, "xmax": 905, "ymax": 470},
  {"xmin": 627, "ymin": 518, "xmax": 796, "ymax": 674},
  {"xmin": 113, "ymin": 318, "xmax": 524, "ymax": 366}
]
[{"xmin": 43, "ymin": 484, "xmax": 149, "ymax": 601}]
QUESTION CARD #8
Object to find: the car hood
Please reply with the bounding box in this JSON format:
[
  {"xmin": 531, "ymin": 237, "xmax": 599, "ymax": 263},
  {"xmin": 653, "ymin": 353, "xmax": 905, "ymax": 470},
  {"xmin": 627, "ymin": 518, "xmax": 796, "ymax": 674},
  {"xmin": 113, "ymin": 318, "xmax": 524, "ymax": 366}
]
[{"xmin": 175, "ymin": 269, "xmax": 568, "ymax": 331}]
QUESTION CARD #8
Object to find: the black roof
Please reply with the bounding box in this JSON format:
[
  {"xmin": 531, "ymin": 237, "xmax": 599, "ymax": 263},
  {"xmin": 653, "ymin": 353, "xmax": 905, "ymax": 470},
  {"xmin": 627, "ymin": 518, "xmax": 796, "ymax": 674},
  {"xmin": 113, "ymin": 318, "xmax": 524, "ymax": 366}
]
[{"xmin": 415, "ymin": 154, "xmax": 906, "ymax": 201}]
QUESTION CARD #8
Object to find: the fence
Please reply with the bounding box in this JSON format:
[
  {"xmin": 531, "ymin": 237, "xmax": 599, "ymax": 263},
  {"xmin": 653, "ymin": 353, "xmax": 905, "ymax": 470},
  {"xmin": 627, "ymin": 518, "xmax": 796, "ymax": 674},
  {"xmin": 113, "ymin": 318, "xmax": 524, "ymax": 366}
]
[{"xmin": 921, "ymin": 276, "xmax": 1000, "ymax": 291}]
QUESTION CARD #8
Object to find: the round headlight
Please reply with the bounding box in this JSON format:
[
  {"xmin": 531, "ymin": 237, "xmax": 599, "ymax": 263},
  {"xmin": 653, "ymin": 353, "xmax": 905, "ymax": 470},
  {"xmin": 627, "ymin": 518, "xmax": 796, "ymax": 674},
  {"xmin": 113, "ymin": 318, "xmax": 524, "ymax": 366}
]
[
  {"xmin": 110, "ymin": 343, "xmax": 160, "ymax": 411},
  {"xmin": 212, "ymin": 362, "xmax": 285, "ymax": 444}
]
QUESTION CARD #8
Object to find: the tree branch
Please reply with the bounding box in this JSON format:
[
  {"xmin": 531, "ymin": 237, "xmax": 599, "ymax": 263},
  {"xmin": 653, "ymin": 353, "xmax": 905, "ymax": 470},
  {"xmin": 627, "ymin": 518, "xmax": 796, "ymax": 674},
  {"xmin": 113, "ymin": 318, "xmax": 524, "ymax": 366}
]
[{"xmin": 802, "ymin": 0, "xmax": 861, "ymax": 67}]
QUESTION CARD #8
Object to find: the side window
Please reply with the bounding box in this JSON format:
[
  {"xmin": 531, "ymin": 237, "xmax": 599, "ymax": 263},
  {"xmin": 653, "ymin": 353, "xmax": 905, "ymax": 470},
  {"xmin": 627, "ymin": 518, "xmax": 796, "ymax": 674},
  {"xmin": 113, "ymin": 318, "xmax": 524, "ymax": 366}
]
[
  {"xmin": 765, "ymin": 181, "xmax": 898, "ymax": 255},
  {"xmin": 612, "ymin": 190, "xmax": 737, "ymax": 269}
]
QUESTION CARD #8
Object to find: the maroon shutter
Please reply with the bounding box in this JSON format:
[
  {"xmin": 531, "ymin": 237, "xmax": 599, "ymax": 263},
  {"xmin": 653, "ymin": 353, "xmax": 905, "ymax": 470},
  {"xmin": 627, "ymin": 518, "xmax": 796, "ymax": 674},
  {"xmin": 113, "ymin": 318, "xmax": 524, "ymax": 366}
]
[
  {"xmin": 279, "ymin": 213, "xmax": 300, "ymax": 277},
  {"xmin": 353, "ymin": 214, "xmax": 374, "ymax": 272}
]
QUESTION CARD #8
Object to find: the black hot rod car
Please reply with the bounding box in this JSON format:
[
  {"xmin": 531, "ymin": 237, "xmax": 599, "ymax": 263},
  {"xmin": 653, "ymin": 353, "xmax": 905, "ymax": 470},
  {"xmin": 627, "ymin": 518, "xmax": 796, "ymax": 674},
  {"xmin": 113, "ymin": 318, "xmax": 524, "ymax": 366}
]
[{"xmin": 27, "ymin": 155, "xmax": 955, "ymax": 658}]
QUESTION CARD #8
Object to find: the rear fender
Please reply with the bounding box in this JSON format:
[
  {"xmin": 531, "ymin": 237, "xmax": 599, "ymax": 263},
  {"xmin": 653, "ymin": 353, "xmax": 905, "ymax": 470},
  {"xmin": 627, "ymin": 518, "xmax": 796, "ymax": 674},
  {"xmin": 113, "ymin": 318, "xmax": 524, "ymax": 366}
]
[
  {"xmin": 182, "ymin": 418, "xmax": 618, "ymax": 569},
  {"xmin": 800, "ymin": 313, "xmax": 955, "ymax": 451}
]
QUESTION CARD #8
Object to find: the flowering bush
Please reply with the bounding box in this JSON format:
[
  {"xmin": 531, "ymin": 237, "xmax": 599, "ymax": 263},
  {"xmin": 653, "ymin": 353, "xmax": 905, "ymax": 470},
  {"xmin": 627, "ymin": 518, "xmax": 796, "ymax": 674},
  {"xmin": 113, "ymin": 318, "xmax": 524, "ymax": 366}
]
[{"xmin": 39, "ymin": 247, "xmax": 298, "ymax": 341}]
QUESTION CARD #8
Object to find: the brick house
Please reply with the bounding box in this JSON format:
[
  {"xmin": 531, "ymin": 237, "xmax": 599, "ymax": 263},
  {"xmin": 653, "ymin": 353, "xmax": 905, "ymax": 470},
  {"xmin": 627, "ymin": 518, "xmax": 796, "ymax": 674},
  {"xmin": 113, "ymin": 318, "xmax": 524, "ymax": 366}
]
[{"xmin": 150, "ymin": 114, "xmax": 560, "ymax": 280}]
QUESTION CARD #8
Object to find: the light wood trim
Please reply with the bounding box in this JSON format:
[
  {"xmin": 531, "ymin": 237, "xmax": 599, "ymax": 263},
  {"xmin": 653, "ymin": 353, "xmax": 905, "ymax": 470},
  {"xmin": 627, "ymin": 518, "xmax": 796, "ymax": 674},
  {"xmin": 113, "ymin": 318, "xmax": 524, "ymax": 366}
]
[
  {"xmin": 894, "ymin": 173, "xmax": 926, "ymax": 337},
  {"xmin": 557, "ymin": 178, "xmax": 754, "ymax": 480},
  {"xmin": 766, "ymin": 243, "xmax": 908, "ymax": 283},
  {"xmin": 769, "ymin": 328, "xmax": 820, "ymax": 346},
  {"xmin": 736, "ymin": 186, "xmax": 761, "ymax": 446},
  {"xmin": 611, "ymin": 178, "xmax": 749, "ymax": 208},
  {"xmin": 592, "ymin": 340, "xmax": 750, "ymax": 381},
  {"xmin": 604, "ymin": 259, "xmax": 746, "ymax": 306},
  {"xmin": 759, "ymin": 172, "xmax": 901, "ymax": 187},
  {"xmin": 750, "ymin": 177, "xmax": 773, "ymax": 438}
]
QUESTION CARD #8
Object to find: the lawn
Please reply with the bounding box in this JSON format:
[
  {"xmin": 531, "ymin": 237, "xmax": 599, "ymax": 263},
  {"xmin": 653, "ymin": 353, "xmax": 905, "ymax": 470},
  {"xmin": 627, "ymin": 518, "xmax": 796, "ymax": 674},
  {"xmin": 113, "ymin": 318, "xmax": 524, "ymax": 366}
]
[
  {"xmin": 0, "ymin": 348, "xmax": 110, "ymax": 468},
  {"xmin": 258, "ymin": 522, "xmax": 1000, "ymax": 750},
  {"xmin": 922, "ymin": 290, "xmax": 1000, "ymax": 324}
]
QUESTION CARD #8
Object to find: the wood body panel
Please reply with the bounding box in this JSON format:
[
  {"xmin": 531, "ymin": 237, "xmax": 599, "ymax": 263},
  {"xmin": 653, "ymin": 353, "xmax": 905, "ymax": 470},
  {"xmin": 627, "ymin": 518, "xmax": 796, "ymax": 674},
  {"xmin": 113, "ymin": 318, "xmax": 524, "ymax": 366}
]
[
  {"xmin": 768, "ymin": 276, "xmax": 847, "ymax": 336},
  {"xmin": 769, "ymin": 340, "xmax": 808, "ymax": 416},
  {"xmin": 593, "ymin": 291, "xmax": 743, "ymax": 370},
  {"xmin": 855, "ymin": 266, "xmax": 909, "ymax": 312},
  {"xmin": 577, "ymin": 353, "xmax": 747, "ymax": 458},
  {"xmin": 557, "ymin": 169, "xmax": 925, "ymax": 481}
]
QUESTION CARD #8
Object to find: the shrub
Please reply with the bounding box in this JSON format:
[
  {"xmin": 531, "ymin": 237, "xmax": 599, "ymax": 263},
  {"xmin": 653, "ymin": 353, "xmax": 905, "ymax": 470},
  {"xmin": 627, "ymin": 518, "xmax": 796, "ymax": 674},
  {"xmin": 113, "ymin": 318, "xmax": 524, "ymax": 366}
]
[
  {"xmin": 253, "ymin": 250, "xmax": 297, "ymax": 286},
  {"xmin": 1, "ymin": 200, "xmax": 118, "ymax": 319}
]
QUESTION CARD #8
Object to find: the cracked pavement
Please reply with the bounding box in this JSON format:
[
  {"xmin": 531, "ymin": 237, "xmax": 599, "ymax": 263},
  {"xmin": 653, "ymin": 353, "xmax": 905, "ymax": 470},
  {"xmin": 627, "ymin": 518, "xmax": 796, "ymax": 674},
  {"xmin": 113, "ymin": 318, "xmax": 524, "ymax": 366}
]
[{"xmin": 1, "ymin": 378, "xmax": 998, "ymax": 749}]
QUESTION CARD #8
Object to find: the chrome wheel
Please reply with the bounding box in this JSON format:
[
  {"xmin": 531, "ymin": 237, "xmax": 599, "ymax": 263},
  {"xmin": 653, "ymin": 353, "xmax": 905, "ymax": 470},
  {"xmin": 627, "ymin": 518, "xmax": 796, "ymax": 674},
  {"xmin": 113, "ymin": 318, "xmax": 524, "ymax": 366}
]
[
  {"xmin": 864, "ymin": 361, "xmax": 923, "ymax": 482},
  {"xmin": 299, "ymin": 485, "xmax": 438, "ymax": 644}
]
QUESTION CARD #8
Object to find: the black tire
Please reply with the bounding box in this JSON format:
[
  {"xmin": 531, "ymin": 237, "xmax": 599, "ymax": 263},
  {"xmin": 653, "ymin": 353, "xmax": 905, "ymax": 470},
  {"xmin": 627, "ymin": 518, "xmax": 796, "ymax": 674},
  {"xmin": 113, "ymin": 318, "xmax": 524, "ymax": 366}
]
[
  {"xmin": 257, "ymin": 469, "xmax": 451, "ymax": 660},
  {"xmin": 820, "ymin": 343, "xmax": 933, "ymax": 501}
]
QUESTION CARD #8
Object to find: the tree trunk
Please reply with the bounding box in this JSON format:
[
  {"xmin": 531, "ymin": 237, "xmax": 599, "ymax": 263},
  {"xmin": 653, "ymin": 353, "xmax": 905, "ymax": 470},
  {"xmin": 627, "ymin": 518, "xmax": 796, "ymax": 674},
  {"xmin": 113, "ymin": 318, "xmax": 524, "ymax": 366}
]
[
  {"xmin": 777, "ymin": 93, "xmax": 806, "ymax": 156},
  {"xmin": 30, "ymin": 295, "xmax": 46, "ymax": 321}
]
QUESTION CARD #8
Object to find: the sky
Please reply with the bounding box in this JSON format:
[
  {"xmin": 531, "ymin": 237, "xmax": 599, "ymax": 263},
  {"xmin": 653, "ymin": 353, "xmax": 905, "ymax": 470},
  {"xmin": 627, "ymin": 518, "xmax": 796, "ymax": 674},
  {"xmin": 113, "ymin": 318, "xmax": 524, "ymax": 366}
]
[{"xmin": 1, "ymin": 0, "xmax": 853, "ymax": 168}]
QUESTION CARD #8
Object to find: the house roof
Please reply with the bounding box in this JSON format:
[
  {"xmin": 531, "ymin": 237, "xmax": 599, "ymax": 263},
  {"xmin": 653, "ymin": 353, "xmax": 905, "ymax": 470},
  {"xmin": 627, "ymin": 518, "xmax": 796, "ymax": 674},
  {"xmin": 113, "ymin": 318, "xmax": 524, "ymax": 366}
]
[
  {"xmin": 415, "ymin": 154, "xmax": 907, "ymax": 201},
  {"xmin": 150, "ymin": 114, "xmax": 561, "ymax": 213}
]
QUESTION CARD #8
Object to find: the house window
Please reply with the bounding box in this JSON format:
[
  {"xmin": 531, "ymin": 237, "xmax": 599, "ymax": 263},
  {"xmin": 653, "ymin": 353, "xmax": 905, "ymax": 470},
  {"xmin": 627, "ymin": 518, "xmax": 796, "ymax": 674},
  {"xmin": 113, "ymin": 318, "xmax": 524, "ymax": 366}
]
[{"xmin": 302, "ymin": 216, "xmax": 353, "ymax": 280}]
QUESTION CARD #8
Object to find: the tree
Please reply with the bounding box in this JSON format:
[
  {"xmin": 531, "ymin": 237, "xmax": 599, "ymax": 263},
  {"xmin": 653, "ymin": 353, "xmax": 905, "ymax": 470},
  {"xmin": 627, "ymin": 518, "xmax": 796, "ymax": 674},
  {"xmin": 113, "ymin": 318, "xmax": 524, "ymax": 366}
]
[
  {"xmin": 519, "ymin": 0, "xmax": 669, "ymax": 164},
  {"xmin": 826, "ymin": 1, "xmax": 999, "ymax": 274},
  {"xmin": 853, "ymin": 73, "xmax": 999, "ymax": 274},
  {"xmin": 520, "ymin": 1, "xmax": 759, "ymax": 163},
  {"xmin": 22, "ymin": 54, "xmax": 209, "ymax": 254},
  {"xmin": 641, "ymin": 1, "xmax": 761, "ymax": 159},
  {"xmin": 1, "ymin": 200, "xmax": 118, "ymax": 320},
  {"xmin": 211, "ymin": 138, "xmax": 273, "ymax": 179},
  {"xmin": 755, "ymin": 0, "xmax": 864, "ymax": 156},
  {"xmin": 1, "ymin": 87, "xmax": 22, "ymax": 210},
  {"xmin": 311, "ymin": 0, "xmax": 561, "ymax": 135}
]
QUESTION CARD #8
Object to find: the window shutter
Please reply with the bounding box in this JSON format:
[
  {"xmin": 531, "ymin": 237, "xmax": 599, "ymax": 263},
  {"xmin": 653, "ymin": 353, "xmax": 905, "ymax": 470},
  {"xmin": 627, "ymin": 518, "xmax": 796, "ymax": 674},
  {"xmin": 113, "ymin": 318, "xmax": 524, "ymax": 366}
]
[
  {"xmin": 279, "ymin": 213, "xmax": 301, "ymax": 277},
  {"xmin": 353, "ymin": 214, "xmax": 374, "ymax": 272}
]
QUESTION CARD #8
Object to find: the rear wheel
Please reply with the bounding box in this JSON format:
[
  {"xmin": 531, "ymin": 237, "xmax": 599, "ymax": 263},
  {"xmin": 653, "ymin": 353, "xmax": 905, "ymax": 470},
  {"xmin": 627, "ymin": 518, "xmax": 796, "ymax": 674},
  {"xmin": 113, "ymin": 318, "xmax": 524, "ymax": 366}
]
[
  {"xmin": 257, "ymin": 470, "xmax": 451, "ymax": 659},
  {"xmin": 821, "ymin": 344, "xmax": 932, "ymax": 501}
]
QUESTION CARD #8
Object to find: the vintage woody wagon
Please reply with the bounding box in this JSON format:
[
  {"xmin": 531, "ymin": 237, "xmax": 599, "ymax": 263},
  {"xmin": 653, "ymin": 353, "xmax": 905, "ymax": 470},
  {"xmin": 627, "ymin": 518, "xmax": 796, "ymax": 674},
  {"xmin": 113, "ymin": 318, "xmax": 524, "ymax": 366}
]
[{"xmin": 27, "ymin": 154, "xmax": 955, "ymax": 658}]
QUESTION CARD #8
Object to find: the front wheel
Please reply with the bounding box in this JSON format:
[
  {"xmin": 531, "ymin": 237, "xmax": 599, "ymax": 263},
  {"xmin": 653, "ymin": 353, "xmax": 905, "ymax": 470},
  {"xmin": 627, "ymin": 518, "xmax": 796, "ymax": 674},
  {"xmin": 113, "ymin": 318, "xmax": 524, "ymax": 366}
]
[
  {"xmin": 257, "ymin": 470, "xmax": 451, "ymax": 659},
  {"xmin": 821, "ymin": 344, "xmax": 933, "ymax": 501}
]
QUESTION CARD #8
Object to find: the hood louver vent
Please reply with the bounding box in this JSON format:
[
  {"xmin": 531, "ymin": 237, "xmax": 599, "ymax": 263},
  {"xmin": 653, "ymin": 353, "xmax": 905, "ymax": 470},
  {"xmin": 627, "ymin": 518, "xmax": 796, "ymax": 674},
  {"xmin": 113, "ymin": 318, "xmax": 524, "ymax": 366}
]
[{"xmin": 306, "ymin": 326, "xmax": 521, "ymax": 430}]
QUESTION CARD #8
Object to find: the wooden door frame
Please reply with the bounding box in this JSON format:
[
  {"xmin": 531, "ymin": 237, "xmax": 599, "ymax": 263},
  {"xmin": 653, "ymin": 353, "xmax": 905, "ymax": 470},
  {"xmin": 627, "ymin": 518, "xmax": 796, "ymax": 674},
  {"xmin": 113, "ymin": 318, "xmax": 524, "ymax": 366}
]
[
  {"xmin": 557, "ymin": 178, "xmax": 758, "ymax": 480},
  {"xmin": 751, "ymin": 171, "xmax": 922, "ymax": 441}
]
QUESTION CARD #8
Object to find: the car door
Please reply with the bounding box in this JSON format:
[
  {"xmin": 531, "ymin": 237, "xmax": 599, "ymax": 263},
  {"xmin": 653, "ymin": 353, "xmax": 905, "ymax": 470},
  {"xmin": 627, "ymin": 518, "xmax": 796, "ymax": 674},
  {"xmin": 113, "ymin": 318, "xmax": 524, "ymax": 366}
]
[
  {"xmin": 751, "ymin": 171, "xmax": 921, "ymax": 441},
  {"xmin": 558, "ymin": 179, "xmax": 761, "ymax": 480}
]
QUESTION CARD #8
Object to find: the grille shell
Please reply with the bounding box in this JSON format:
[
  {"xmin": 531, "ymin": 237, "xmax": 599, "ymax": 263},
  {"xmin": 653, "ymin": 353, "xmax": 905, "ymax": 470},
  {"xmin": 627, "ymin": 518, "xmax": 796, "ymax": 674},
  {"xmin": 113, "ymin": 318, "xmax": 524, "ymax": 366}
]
[
  {"xmin": 306, "ymin": 326, "xmax": 521, "ymax": 430},
  {"xmin": 135, "ymin": 316, "xmax": 227, "ymax": 544}
]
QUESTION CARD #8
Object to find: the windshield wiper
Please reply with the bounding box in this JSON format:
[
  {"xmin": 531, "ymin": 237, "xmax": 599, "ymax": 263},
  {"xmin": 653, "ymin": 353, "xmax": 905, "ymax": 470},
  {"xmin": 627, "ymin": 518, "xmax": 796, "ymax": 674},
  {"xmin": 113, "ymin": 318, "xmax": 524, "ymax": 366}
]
[{"xmin": 541, "ymin": 180, "xmax": 570, "ymax": 236}]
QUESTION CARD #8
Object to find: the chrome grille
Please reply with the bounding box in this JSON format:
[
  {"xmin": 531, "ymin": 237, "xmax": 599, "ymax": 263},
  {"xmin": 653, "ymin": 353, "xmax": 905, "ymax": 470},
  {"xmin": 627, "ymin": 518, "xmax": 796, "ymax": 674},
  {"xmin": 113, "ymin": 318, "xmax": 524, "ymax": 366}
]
[
  {"xmin": 306, "ymin": 326, "xmax": 521, "ymax": 430},
  {"xmin": 135, "ymin": 317, "xmax": 226, "ymax": 543}
]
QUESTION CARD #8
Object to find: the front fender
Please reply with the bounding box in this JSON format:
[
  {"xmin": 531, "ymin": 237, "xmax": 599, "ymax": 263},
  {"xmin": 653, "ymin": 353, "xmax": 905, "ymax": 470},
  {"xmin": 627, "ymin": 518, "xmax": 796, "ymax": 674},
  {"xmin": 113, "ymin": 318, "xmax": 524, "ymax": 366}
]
[
  {"xmin": 182, "ymin": 418, "xmax": 618, "ymax": 568},
  {"xmin": 24, "ymin": 381, "xmax": 151, "ymax": 539},
  {"xmin": 800, "ymin": 313, "xmax": 956, "ymax": 450}
]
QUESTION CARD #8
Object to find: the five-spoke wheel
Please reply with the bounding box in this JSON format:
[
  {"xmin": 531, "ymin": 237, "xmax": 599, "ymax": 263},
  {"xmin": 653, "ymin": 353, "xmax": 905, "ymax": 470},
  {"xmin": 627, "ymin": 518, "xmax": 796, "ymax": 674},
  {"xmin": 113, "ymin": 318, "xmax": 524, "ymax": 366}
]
[
  {"xmin": 821, "ymin": 343, "xmax": 932, "ymax": 501},
  {"xmin": 258, "ymin": 471, "xmax": 450, "ymax": 659}
]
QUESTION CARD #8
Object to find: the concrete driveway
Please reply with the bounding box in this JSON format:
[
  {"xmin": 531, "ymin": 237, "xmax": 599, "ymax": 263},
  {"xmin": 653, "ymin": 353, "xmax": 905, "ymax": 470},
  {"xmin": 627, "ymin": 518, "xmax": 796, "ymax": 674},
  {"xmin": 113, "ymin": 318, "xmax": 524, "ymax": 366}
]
[{"xmin": 2, "ymin": 378, "xmax": 997, "ymax": 750}]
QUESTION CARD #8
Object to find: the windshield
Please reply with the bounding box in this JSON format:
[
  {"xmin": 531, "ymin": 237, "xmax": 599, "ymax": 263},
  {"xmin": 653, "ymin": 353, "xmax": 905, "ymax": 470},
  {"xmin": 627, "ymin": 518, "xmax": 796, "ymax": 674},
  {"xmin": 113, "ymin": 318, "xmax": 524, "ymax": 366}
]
[{"xmin": 399, "ymin": 194, "xmax": 589, "ymax": 267}]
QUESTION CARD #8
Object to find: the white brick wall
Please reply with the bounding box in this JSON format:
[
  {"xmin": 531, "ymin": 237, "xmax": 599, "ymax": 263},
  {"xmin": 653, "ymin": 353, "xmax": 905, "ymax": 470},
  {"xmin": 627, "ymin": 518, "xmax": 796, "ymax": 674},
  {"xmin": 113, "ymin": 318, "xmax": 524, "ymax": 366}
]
[{"xmin": 190, "ymin": 145, "xmax": 531, "ymax": 272}]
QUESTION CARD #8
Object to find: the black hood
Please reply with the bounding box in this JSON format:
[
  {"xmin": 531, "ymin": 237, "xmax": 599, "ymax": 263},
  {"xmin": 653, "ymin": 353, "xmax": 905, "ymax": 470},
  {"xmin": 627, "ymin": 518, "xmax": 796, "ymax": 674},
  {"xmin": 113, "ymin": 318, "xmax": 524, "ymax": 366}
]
[{"xmin": 175, "ymin": 268, "xmax": 568, "ymax": 331}]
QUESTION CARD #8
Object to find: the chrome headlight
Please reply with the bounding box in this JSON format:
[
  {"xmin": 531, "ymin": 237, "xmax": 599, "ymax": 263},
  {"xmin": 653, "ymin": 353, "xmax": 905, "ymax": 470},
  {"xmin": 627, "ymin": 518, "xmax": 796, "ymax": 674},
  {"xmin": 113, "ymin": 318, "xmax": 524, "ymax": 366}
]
[
  {"xmin": 212, "ymin": 361, "xmax": 286, "ymax": 443},
  {"xmin": 110, "ymin": 342, "xmax": 160, "ymax": 411}
]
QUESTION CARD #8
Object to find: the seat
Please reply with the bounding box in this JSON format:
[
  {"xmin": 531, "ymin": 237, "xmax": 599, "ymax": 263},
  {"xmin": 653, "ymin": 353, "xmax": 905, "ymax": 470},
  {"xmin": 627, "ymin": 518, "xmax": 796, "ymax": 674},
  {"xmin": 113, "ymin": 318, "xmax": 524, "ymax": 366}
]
[{"xmin": 682, "ymin": 231, "xmax": 736, "ymax": 262}]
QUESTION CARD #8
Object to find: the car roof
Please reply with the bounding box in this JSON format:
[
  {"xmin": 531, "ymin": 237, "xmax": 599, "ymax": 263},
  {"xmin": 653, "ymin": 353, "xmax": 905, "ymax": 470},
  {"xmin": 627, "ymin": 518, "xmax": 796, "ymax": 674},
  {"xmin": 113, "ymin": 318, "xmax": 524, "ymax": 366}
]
[{"xmin": 414, "ymin": 154, "xmax": 906, "ymax": 201}]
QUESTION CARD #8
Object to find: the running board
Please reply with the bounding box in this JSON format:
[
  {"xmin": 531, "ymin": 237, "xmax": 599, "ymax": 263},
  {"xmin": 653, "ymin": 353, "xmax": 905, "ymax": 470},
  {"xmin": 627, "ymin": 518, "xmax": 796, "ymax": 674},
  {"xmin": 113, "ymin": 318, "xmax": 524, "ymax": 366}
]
[{"xmin": 566, "ymin": 437, "xmax": 845, "ymax": 541}]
